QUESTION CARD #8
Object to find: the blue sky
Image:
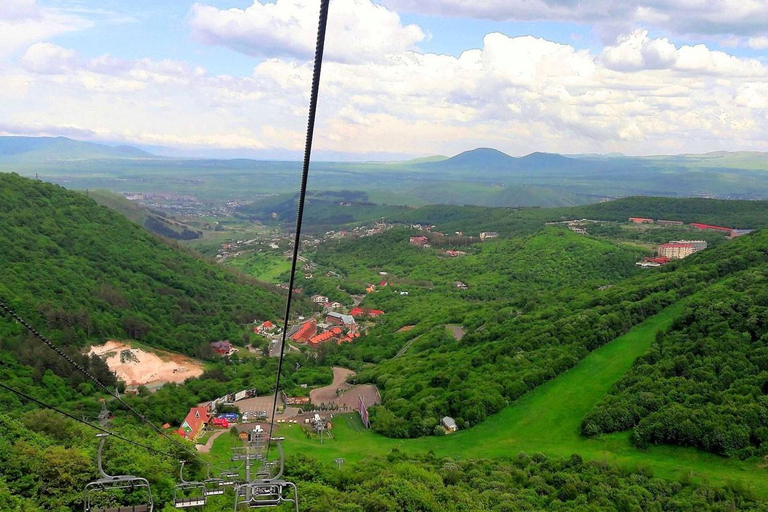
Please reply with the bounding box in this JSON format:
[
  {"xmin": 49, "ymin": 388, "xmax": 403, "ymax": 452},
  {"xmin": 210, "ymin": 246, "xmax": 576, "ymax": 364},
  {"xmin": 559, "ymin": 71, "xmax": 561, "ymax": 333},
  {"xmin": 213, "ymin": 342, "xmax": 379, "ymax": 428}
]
[{"xmin": 1, "ymin": 0, "xmax": 768, "ymax": 159}]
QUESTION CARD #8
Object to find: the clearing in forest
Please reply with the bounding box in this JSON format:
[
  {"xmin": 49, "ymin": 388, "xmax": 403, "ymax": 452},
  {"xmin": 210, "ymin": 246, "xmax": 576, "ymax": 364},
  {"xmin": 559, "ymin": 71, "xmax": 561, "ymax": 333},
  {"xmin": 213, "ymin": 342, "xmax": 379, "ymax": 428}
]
[
  {"xmin": 446, "ymin": 324, "xmax": 465, "ymax": 340},
  {"xmin": 89, "ymin": 340, "xmax": 204, "ymax": 389}
]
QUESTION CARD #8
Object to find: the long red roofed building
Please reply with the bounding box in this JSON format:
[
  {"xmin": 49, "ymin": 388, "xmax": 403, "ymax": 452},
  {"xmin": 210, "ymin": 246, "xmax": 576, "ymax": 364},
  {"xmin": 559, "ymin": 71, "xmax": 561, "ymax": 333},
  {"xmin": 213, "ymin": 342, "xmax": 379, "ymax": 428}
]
[
  {"xmin": 290, "ymin": 320, "xmax": 317, "ymax": 343},
  {"xmin": 308, "ymin": 327, "xmax": 342, "ymax": 346},
  {"xmin": 690, "ymin": 223, "xmax": 733, "ymax": 235},
  {"xmin": 350, "ymin": 307, "xmax": 384, "ymax": 318}
]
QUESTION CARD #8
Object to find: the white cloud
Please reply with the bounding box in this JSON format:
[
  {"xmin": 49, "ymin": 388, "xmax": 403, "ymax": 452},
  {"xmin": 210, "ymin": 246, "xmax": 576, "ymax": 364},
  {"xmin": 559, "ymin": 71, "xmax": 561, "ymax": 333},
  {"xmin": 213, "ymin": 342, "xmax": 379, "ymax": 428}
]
[
  {"xmin": 189, "ymin": 0, "xmax": 426, "ymax": 63},
  {"xmin": 601, "ymin": 30, "xmax": 766, "ymax": 77},
  {"xmin": 381, "ymin": 0, "xmax": 768, "ymax": 38},
  {"xmin": 20, "ymin": 43, "xmax": 77, "ymax": 74},
  {"xmin": 3, "ymin": 24, "xmax": 768, "ymax": 156},
  {"xmin": 0, "ymin": 0, "xmax": 90, "ymax": 59},
  {"xmin": 747, "ymin": 36, "xmax": 768, "ymax": 49}
]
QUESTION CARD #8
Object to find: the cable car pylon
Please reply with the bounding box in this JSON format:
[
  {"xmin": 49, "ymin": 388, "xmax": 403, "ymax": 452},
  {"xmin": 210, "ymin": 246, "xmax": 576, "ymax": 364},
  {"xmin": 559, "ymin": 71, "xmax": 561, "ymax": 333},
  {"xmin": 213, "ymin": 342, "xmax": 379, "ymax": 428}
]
[{"xmin": 233, "ymin": 437, "xmax": 297, "ymax": 511}]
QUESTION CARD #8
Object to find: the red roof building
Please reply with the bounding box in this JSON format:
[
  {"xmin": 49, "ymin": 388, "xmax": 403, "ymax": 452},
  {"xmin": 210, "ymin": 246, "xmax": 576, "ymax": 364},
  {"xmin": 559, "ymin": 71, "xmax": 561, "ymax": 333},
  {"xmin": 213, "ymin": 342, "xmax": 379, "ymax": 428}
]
[
  {"xmin": 338, "ymin": 332, "xmax": 361, "ymax": 344},
  {"xmin": 350, "ymin": 308, "xmax": 385, "ymax": 318},
  {"xmin": 690, "ymin": 223, "xmax": 733, "ymax": 235},
  {"xmin": 291, "ymin": 320, "xmax": 317, "ymax": 343},
  {"xmin": 628, "ymin": 217, "xmax": 654, "ymax": 224},
  {"xmin": 308, "ymin": 327, "xmax": 342, "ymax": 346},
  {"xmin": 178, "ymin": 407, "xmax": 211, "ymax": 440},
  {"xmin": 210, "ymin": 340, "xmax": 232, "ymax": 355},
  {"xmin": 255, "ymin": 320, "xmax": 275, "ymax": 333}
]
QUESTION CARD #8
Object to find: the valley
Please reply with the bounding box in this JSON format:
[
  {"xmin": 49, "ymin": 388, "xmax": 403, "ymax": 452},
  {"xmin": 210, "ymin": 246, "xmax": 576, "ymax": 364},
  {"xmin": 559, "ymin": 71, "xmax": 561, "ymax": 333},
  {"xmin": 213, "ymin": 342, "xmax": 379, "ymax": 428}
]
[{"xmin": 3, "ymin": 169, "xmax": 768, "ymax": 510}]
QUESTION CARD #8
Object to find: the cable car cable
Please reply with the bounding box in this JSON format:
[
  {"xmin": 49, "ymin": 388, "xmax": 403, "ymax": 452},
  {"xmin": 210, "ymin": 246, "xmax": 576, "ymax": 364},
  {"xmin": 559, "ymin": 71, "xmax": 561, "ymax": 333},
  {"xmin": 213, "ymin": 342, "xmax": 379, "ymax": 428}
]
[
  {"xmin": 266, "ymin": 0, "xmax": 330, "ymax": 460},
  {"xmin": 0, "ymin": 300, "xmax": 226, "ymax": 473},
  {"xmin": 0, "ymin": 381, "xmax": 176, "ymax": 458}
]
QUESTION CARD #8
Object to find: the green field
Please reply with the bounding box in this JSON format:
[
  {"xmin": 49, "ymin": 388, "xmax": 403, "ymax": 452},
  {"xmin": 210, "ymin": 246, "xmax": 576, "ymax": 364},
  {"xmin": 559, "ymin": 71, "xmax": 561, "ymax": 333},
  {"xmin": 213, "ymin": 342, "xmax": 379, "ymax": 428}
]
[
  {"xmin": 226, "ymin": 251, "xmax": 292, "ymax": 284},
  {"xmin": 210, "ymin": 302, "xmax": 768, "ymax": 496}
]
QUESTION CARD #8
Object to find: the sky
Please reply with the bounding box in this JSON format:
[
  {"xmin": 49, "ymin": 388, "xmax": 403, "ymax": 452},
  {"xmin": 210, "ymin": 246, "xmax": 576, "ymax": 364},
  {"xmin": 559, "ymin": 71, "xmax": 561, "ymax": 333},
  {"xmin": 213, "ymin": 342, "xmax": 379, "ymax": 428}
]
[{"xmin": 1, "ymin": 0, "xmax": 768, "ymax": 160}]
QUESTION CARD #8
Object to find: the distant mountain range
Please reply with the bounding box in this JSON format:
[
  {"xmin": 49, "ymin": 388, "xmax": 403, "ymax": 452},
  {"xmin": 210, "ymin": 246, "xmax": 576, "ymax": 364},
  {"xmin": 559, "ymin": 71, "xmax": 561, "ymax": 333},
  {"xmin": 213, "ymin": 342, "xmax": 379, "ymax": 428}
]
[
  {"xmin": 415, "ymin": 147, "xmax": 590, "ymax": 176},
  {"xmin": 2, "ymin": 135, "xmax": 768, "ymax": 167},
  {"xmin": 0, "ymin": 136, "xmax": 155, "ymax": 162},
  {"xmin": 4, "ymin": 135, "xmax": 768, "ymax": 208}
]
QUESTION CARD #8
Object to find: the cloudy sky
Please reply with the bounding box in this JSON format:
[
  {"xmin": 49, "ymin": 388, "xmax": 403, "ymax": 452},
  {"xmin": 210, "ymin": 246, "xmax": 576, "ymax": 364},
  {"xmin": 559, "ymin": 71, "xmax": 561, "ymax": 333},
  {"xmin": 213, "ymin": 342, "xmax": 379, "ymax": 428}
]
[{"xmin": 2, "ymin": 0, "xmax": 768, "ymax": 159}]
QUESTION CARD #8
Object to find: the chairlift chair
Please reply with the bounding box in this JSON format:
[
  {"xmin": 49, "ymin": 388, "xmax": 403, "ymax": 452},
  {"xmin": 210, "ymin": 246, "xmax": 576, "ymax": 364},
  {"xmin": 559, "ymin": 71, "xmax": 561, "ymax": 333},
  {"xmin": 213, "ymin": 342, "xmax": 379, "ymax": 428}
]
[
  {"xmin": 84, "ymin": 434, "xmax": 154, "ymax": 512},
  {"xmin": 203, "ymin": 466, "xmax": 226, "ymax": 497},
  {"xmin": 220, "ymin": 470, "xmax": 241, "ymax": 487},
  {"xmin": 173, "ymin": 460, "xmax": 207, "ymax": 509}
]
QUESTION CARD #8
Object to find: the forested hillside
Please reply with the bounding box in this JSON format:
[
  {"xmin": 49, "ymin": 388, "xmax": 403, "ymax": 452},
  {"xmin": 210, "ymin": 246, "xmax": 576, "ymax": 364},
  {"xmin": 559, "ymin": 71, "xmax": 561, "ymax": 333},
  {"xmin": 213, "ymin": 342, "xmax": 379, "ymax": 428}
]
[
  {"xmin": 582, "ymin": 236, "xmax": 768, "ymax": 456},
  {"xmin": 0, "ymin": 173, "xmax": 285, "ymax": 356},
  {"xmin": 315, "ymin": 226, "xmax": 768, "ymax": 437}
]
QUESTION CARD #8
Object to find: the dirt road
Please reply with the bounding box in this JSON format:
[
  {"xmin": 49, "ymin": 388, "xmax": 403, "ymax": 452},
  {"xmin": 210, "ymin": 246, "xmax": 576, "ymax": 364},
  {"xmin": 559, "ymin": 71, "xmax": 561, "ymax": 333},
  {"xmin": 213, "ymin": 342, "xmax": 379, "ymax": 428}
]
[
  {"xmin": 309, "ymin": 367, "xmax": 381, "ymax": 410},
  {"xmin": 310, "ymin": 367, "xmax": 355, "ymax": 404},
  {"xmin": 196, "ymin": 430, "xmax": 226, "ymax": 453}
]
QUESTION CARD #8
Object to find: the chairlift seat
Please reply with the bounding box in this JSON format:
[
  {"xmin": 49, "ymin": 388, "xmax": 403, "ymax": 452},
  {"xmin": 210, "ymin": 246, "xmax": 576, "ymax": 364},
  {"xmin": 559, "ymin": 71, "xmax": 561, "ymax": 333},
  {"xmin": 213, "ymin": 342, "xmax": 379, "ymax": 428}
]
[
  {"xmin": 174, "ymin": 497, "xmax": 207, "ymax": 508},
  {"xmin": 85, "ymin": 475, "xmax": 153, "ymax": 512},
  {"xmin": 234, "ymin": 481, "xmax": 297, "ymax": 510},
  {"xmin": 173, "ymin": 480, "xmax": 207, "ymax": 509},
  {"xmin": 92, "ymin": 507, "xmax": 150, "ymax": 512}
]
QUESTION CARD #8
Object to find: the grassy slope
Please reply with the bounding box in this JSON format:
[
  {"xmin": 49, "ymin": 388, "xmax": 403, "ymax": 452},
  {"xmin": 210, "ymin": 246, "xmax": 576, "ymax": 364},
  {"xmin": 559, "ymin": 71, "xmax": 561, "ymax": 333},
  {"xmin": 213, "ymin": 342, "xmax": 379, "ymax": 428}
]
[
  {"xmin": 263, "ymin": 302, "xmax": 768, "ymax": 496},
  {"xmin": 226, "ymin": 252, "xmax": 292, "ymax": 284}
]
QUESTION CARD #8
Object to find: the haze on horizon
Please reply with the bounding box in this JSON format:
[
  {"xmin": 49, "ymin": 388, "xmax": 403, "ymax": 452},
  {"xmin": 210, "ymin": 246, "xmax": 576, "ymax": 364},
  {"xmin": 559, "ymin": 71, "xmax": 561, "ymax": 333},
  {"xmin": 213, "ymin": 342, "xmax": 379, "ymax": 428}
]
[{"xmin": 1, "ymin": 0, "xmax": 768, "ymax": 161}]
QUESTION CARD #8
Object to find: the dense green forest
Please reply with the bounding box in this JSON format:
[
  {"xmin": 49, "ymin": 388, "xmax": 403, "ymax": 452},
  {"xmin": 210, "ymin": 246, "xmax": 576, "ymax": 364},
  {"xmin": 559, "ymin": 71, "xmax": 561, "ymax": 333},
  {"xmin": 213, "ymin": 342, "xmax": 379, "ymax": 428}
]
[
  {"xmin": 3, "ymin": 408, "xmax": 767, "ymax": 511},
  {"xmin": 305, "ymin": 225, "xmax": 768, "ymax": 438},
  {"xmin": 0, "ymin": 173, "xmax": 288, "ymax": 356},
  {"xmin": 288, "ymin": 451, "xmax": 768, "ymax": 512},
  {"xmin": 582, "ymin": 246, "xmax": 768, "ymax": 456},
  {"xmin": 237, "ymin": 194, "xmax": 768, "ymax": 236}
]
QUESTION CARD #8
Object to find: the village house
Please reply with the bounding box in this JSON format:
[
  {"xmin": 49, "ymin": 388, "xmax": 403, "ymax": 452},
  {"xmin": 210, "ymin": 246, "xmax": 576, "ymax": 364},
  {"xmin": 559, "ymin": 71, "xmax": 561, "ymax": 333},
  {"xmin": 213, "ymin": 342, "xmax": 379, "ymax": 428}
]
[
  {"xmin": 255, "ymin": 320, "xmax": 277, "ymax": 334},
  {"xmin": 480, "ymin": 231, "xmax": 499, "ymax": 240},
  {"xmin": 178, "ymin": 407, "xmax": 211, "ymax": 440},
  {"xmin": 409, "ymin": 235, "xmax": 429, "ymax": 246},
  {"xmin": 445, "ymin": 250, "xmax": 466, "ymax": 257},
  {"xmin": 453, "ymin": 281, "xmax": 468, "ymax": 290},
  {"xmin": 210, "ymin": 340, "xmax": 233, "ymax": 355},
  {"xmin": 628, "ymin": 217, "xmax": 654, "ymax": 224},
  {"xmin": 311, "ymin": 294, "xmax": 329, "ymax": 304},
  {"xmin": 442, "ymin": 416, "xmax": 458, "ymax": 433}
]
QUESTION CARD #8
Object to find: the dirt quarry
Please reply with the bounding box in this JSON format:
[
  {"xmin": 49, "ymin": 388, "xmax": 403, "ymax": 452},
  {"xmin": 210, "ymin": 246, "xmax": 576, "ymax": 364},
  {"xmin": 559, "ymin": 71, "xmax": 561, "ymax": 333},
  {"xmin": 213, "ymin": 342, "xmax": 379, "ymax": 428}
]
[{"xmin": 89, "ymin": 341, "xmax": 204, "ymax": 388}]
